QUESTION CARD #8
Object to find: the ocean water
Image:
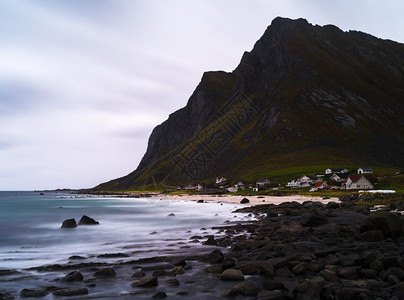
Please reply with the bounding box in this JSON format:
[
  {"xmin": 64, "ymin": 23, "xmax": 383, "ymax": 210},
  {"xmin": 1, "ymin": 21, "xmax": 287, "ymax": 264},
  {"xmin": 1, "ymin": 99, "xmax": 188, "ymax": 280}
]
[{"xmin": 0, "ymin": 191, "xmax": 245, "ymax": 270}]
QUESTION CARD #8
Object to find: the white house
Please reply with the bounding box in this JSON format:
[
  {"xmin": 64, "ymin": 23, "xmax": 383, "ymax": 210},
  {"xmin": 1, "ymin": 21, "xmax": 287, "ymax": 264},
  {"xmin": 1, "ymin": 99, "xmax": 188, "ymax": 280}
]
[
  {"xmin": 234, "ymin": 181, "xmax": 246, "ymax": 190},
  {"xmin": 358, "ymin": 168, "xmax": 373, "ymax": 174},
  {"xmin": 256, "ymin": 178, "xmax": 270, "ymax": 187},
  {"xmin": 226, "ymin": 187, "xmax": 238, "ymax": 193},
  {"xmin": 330, "ymin": 173, "xmax": 349, "ymax": 182},
  {"xmin": 345, "ymin": 176, "xmax": 374, "ymax": 190},
  {"xmin": 286, "ymin": 176, "xmax": 311, "ymax": 188},
  {"xmin": 325, "ymin": 168, "xmax": 348, "ymax": 174},
  {"xmin": 216, "ymin": 177, "xmax": 227, "ymax": 184}
]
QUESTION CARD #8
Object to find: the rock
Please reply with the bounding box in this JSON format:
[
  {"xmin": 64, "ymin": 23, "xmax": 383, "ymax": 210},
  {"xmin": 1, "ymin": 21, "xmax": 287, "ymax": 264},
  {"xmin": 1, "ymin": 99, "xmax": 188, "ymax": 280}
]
[
  {"xmin": 132, "ymin": 271, "xmax": 146, "ymax": 278},
  {"xmin": 171, "ymin": 257, "xmax": 186, "ymax": 266},
  {"xmin": 69, "ymin": 255, "xmax": 86, "ymax": 260},
  {"xmin": 393, "ymin": 282, "xmax": 404, "ymax": 291},
  {"xmin": 337, "ymin": 266, "xmax": 359, "ymax": 279},
  {"xmin": 324, "ymin": 254, "xmax": 339, "ymax": 265},
  {"xmin": 203, "ymin": 249, "xmax": 224, "ymax": 264},
  {"xmin": 170, "ymin": 266, "xmax": 185, "ymax": 275},
  {"xmin": 300, "ymin": 212, "xmax": 328, "ymax": 227},
  {"xmin": 220, "ymin": 269, "xmax": 244, "ymax": 281},
  {"xmin": 53, "ymin": 288, "xmax": 89, "ymax": 297},
  {"xmin": 61, "ymin": 218, "xmax": 77, "ymax": 228},
  {"xmin": 164, "ymin": 279, "xmax": 180, "ymax": 286},
  {"xmin": 97, "ymin": 253, "xmax": 129, "ymax": 258},
  {"xmin": 78, "ymin": 215, "xmax": 99, "ymax": 225},
  {"xmin": 274, "ymin": 267, "xmax": 291, "ymax": 277},
  {"xmin": 131, "ymin": 276, "xmax": 158, "ymax": 287},
  {"xmin": 226, "ymin": 281, "xmax": 260, "ymax": 296},
  {"xmin": 167, "ymin": 213, "xmax": 175, "ymax": 217},
  {"xmin": 338, "ymin": 254, "xmax": 360, "ymax": 267},
  {"xmin": 382, "ymin": 256, "xmax": 399, "ymax": 269},
  {"xmin": 240, "ymin": 198, "xmax": 250, "ymax": 204},
  {"xmin": 383, "ymin": 267, "xmax": 404, "ymax": 282},
  {"xmin": 257, "ymin": 290, "xmax": 285, "ymax": 300},
  {"xmin": 205, "ymin": 264, "xmax": 223, "ymax": 274},
  {"xmin": 263, "ymin": 280, "xmax": 284, "ymax": 290},
  {"xmin": 359, "ymin": 229, "xmax": 384, "ymax": 242},
  {"xmin": 335, "ymin": 288, "xmax": 371, "ymax": 300},
  {"xmin": 61, "ymin": 271, "xmax": 83, "ymax": 282},
  {"xmin": 152, "ymin": 292, "xmax": 167, "ymax": 298},
  {"xmin": 297, "ymin": 276, "xmax": 326, "ymax": 297},
  {"xmin": 20, "ymin": 289, "xmax": 48, "ymax": 298},
  {"xmin": 203, "ymin": 236, "xmax": 218, "ymax": 246},
  {"xmin": 369, "ymin": 259, "xmax": 383, "ymax": 271},
  {"xmin": 292, "ymin": 262, "xmax": 308, "ymax": 274},
  {"xmin": 361, "ymin": 211, "xmax": 403, "ymax": 237},
  {"xmin": 93, "ymin": 267, "xmax": 116, "ymax": 278},
  {"xmin": 326, "ymin": 202, "xmax": 340, "ymax": 209},
  {"xmin": 266, "ymin": 211, "xmax": 278, "ymax": 218},
  {"xmin": 319, "ymin": 270, "xmax": 341, "ymax": 283},
  {"xmin": 177, "ymin": 291, "xmax": 188, "ymax": 296},
  {"xmin": 197, "ymin": 200, "xmax": 204, "ymax": 203},
  {"xmin": 360, "ymin": 268, "xmax": 378, "ymax": 279},
  {"xmin": 236, "ymin": 262, "xmax": 260, "ymax": 275},
  {"xmin": 222, "ymin": 258, "xmax": 235, "ymax": 270},
  {"xmin": 152, "ymin": 269, "xmax": 175, "ymax": 277}
]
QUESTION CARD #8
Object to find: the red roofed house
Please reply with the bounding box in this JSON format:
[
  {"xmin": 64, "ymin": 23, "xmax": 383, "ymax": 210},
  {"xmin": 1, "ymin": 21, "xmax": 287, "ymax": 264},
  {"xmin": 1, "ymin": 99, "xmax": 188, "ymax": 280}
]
[
  {"xmin": 344, "ymin": 176, "xmax": 374, "ymax": 190},
  {"xmin": 310, "ymin": 181, "xmax": 327, "ymax": 191}
]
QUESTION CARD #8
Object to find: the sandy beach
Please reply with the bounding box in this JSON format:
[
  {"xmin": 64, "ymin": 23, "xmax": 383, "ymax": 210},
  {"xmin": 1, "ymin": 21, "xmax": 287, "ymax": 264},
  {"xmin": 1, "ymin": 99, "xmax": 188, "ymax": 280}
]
[{"xmin": 153, "ymin": 194, "xmax": 340, "ymax": 206}]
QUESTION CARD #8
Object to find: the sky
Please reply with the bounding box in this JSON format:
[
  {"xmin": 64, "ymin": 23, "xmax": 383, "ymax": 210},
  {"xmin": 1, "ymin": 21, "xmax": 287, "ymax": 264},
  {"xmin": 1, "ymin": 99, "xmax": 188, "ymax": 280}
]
[{"xmin": 1, "ymin": 0, "xmax": 403, "ymax": 190}]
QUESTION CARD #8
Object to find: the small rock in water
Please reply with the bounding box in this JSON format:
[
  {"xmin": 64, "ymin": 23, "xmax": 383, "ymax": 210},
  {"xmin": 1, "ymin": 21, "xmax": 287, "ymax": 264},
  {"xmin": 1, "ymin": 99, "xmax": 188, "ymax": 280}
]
[
  {"xmin": 164, "ymin": 279, "xmax": 180, "ymax": 286},
  {"xmin": 53, "ymin": 288, "xmax": 88, "ymax": 297},
  {"xmin": 197, "ymin": 200, "xmax": 204, "ymax": 203},
  {"xmin": 131, "ymin": 276, "xmax": 158, "ymax": 287},
  {"xmin": 152, "ymin": 292, "xmax": 167, "ymax": 298},
  {"xmin": 69, "ymin": 255, "xmax": 86, "ymax": 260},
  {"xmin": 20, "ymin": 289, "xmax": 48, "ymax": 298},
  {"xmin": 61, "ymin": 271, "xmax": 83, "ymax": 282},
  {"xmin": 167, "ymin": 213, "xmax": 175, "ymax": 217},
  {"xmin": 132, "ymin": 271, "xmax": 146, "ymax": 278},
  {"xmin": 240, "ymin": 198, "xmax": 250, "ymax": 204},
  {"xmin": 93, "ymin": 267, "xmax": 116, "ymax": 278},
  {"xmin": 203, "ymin": 236, "xmax": 218, "ymax": 246},
  {"xmin": 78, "ymin": 215, "xmax": 99, "ymax": 225},
  {"xmin": 204, "ymin": 249, "xmax": 224, "ymax": 264},
  {"xmin": 61, "ymin": 218, "xmax": 77, "ymax": 228}
]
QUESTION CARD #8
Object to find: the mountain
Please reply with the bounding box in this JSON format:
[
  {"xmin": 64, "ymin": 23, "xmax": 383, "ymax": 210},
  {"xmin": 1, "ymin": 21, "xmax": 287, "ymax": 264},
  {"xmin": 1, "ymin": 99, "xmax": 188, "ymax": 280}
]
[{"xmin": 95, "ymin": 17, "xmax": 404, "ymax": 191}]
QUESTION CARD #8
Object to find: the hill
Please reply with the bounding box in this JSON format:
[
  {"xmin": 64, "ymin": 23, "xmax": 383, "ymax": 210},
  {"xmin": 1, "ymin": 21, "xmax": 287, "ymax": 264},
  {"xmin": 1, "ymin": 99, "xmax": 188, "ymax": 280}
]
[{"xmin": 94, "ymin": 17, "xmax": 404, "ymax": 191}]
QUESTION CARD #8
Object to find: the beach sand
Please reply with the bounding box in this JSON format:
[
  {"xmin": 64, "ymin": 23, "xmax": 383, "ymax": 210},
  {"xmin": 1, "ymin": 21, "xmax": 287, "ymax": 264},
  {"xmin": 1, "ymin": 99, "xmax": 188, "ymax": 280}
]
[{"xmin": 153, "ymin": 194, "xmax": 339, "ymax": 205}]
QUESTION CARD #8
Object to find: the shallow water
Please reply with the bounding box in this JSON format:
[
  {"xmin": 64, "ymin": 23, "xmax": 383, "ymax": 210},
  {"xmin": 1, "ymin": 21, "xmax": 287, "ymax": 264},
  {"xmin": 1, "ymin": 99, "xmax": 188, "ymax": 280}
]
[{"xmin": 0, "ymin": 191, "xmax": 250, "ymax": 297}]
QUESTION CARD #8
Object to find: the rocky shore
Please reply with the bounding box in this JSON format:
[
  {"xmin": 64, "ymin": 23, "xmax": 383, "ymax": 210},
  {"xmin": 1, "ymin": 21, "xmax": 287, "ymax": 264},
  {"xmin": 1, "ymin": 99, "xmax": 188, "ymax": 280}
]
[{"xmin": 1, "ymin": 196, "xmax": 403, "ymax": 299}]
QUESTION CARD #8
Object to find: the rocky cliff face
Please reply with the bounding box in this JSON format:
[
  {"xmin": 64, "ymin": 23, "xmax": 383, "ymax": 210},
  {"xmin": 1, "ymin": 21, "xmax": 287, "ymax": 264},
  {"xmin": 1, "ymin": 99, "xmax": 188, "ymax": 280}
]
[{"xmin": 95, "ymin": 17, "xmax": 404, "ymax": 190}]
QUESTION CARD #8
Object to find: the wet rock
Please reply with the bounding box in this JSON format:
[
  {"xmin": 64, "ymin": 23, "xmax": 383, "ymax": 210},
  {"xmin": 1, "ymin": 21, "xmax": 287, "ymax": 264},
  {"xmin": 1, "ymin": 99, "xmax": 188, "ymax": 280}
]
[
  {"xmin": 235, "ymin": 262, "xmax": 260, "ymax": 275},
  {"xmin": 61, "ymin": 218, "xmax": 77, "ymax": 228},
  {"xmin": 337, "ymin": 266, "xmax": 359, "ymax": 279},
  {"xmin": 152, "ymin": 270, "xmax": 175, "ymax": 277},
  {"xmin": 164, "ymin": 278, "xmax": 179, "ymax": 286},
  {"xmin": 369, "ymin": 259, "xmax": 383, "ymax": 271},
  {"xmin": 69, "ymin": 255, "xmax": 86, "ymax": 260},
  {"xmin": 61, "ymin": 271, "xmax": 83, "ymax": 282},
  {"xmin": 53, "ymin": 288, "xmax": 89, "ymax": 297},
  {"xmin": 131, "ymin": 276, "xmax": 158, "ymax": 287},
  {"xmin": 335, "ymin": 288, "xmax": 371, "ymax": 300},
  {"xmin": 297, "ymin": 276, "xmax": 326, "ymax": 297},
  {"xmin": 263, "ymin": 280, "xmax": 284, "ymax": 290},
  {"xmin": 203, "ymin": 236, "xmax": 218, "ymax": 246},
  {"xmin": 93, "ymin": 267, "xmax": 116, "ymax": 278},
  {"xmin": 326, "ymin": 202, "xmax": 340, "ymax": 209},
  {"xmin": 274, "ymin": 267, "xmax": 291, "ymax": 277},
  {"xmin": 205, "ymin": 263, "xmax": 223, "ymax": 274},
  {"xmin": 240, "ymin": 198, "xmax": 250, "ymax": 204},
  {"xmin": 170, "ymin": 257, "xmax": 186, "ymax": 266},
  {"xmin": 78, "ymin": 215, "xmax": 99, "ymax": 225},
  {"xmin": 203, "ymin": 249, "xmax": 224, "ymax": 264},
  {"xmin": 20, "ymin": 288, "xmax": 48, "ymax": 298},
  {"xmin": 225, "ymin": 281, "xmax": 260, "ymax": 296},
  {"xmin": 300, "ymin": 212, "xmax": 328, "ymax": 227},
  {"xmin": 361, "ymin": 211, "xmax": 403, "ymax": 237},
  {"xmin": 324, "ymin": 254, "xmax": 339, "ymax": 265},
  {"xmin": 222, "ymin": 258, "xmax": 235, "ymax": 270},
  {"xmin": 177, "ymin": 291, "xmax": 188, "ymax": 296},
  {"xmin": 257, "ymin": 289, "xmax": 285, "ymax": 300},
  {"xmin": 197, "ymin": 200, "xmax": 204, "ymax": 203},
  {"xmin": 292, "ymin": 262, "xmax": 308, "ymax": 274},
  {"xmin": 97, "ymin": 253, "xmax": 129, "ymax": 258},
  {"xmin": 360, "ymin": 268, "xmax": 378, "ymax": 279},
  {"xmin": 220, "ymin": 268, "xmax": 244, "ymax": 281},
  {"xmin": 167, "ymin": 213, "xmax": 175, "ymax": 217},
  {"xmin": 383, "ymin": 267, "xmax": 404, "ymax": 282},
  {"xmin": 359, "ymin": 229, "xmax": 384, "ymax": 242},
  {"xmin": 319, "ymin": 270, "xmax": 341, "ymax": 283},
  {"xmin": 152, "ymin": 292, "xmax": 167, "ymax": 298},
  {"xmin": 132, "ymin": 271, "xmax": 146, "ymax": 278},
  {"xmin": 338, "ymin": 254, "xmax": 360, "ymax": 267},
  {"xmin": 170, "ymin": 266, "xmax": 185, "ymax": 275}
]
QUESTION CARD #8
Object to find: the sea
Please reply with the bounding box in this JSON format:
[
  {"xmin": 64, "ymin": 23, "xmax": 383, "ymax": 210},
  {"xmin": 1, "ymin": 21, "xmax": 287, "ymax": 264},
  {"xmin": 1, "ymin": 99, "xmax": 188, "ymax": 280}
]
[{"xmin": 0, "ymin": 191, "xmax": 250, "ymax": 297}]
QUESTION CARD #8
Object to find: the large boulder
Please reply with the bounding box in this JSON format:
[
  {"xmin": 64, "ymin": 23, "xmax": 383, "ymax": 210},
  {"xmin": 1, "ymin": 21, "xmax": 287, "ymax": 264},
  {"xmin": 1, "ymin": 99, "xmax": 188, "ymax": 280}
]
[
  {"xmin": 61, "ymin": 219, "xmax": 77, "ymax": 228},
  {"xmin": 220, "ymin": 269, "xmax": 244, "ymax": 281},
  {"xmin": 61, "ymin": 271, "xmax": 83, "ymax": 282},
  {"xmin": 300, "ymin": 212, "xmax": 328, "ymax": 227},
  {"xmin": 203, "ymin": 249, "xmax": 224, "ymax": 264},
  {"xmin": 360, "ymin": 211, "xmax": 403, "ymax": 238},
  {"xmin": 78, "ymin": 215, "xmax": 99, "ymax": 225}
]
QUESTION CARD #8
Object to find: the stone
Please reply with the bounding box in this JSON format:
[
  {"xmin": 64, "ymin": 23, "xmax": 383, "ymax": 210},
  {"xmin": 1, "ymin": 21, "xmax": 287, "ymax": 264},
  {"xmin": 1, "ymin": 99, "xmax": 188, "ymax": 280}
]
[
  {"xmin": 131, "ymin": 276, "xmax": 158, "ymax": 287},
  {"xmin": 383, "ymin": 267, "xmax": 404, "ymax": 282},
  {"xmin": 292, "ymin": 262, "xmax": 307, "ymax": 274},
  {"xmin": 220, "ymin": 269, "xmax": 244, "ymax": 281},
  {"xmin": 53, "ymin": 288, "xmax": 89, "ymax": 297},
  {"xmin": 393, "ymin": 282, "xmax": 404, "ymax": 291},
  {"xmin": 132, "ymin": 271, "xmax": 146, "ymax": 278},
  {"xmin": 222, "ymin": 258, "xmax": 235, "ymax": 270},
  {"xmin": 97, "ymin": 253, "xmax": 129, "ymax": 258},
  {"xmin": 337, "ymin": 266, "xmax": 359, "ymax": 279},
  {"xmin": 205, "ymin": 263, "xmax": 223, "ymax": 274},
  {"xmin": 204, "ymin": 249, "xmax": 224, "ymax": 264},
  {"xmin": 360, "ymin": 268, "xmax": 378, "ymax": 279},
  {"xmin": 61, "ymin": 271, "xmax": 83, "ymax": 282},
  {"xmin": 227, "ymin": 281, "xmax": 260, "ymax": 296},
  {"xmin": 361, "ymin": 211, "xmax": 403, "ymax": 238},
  {"xmin": 274, "ymin": 267, "xmax": 291, "ymax": 277},
  {"xmin": 297, "ymin": 276, "xmax": 326, "ymax": 296},
  {"xmin": 300, "ymin": 212, "xmax": 328, "ymax": 227},
  {"xmin": 171, "ymin": 257, "xmax": 186, "ymax": 266},
  {"xmin": 20, "ymin": 289, "xmax": 48, "ymax": 298},
  {"xmin": 335, "ymin": 288, "xmax": 371, "ymax": 300},
  {"xmin": 263, "ymin": 280, "xmax": 284, "ymax": 290},
  {"xmin": 170, "ymin": 266, "xmax": 185, "ymax": 275},
  {"xmin": 338, "ymin": 254, "xmax": 360, "ymax": 267},
  {"xmin": 164, "ymin": 279, "xmax": 180, "ymax": 286},
  {"xmin": 78, "ymin": 215, "xmax": 99, "ymax": 225},
  {"xmin": 167, "ymin": 213, "xmax": 175, "ymax": 217},
  {"xmin": 241, "ymin": 198, "xmax": 250, "ymax": 204},
  {"xmin": 152, "ymin": 292, "xmax": 167, "ymax": 298},
  {"xmin": 203, "ymin": 236, "xmax": 218, "ymax": 246},
  {"xmin": 69, "ymin": 255, "xmax": 86, "ymax": 260},
  {"xmin": 61, "ymin": 218, "xmax": 77, "ymax": 228},
  {"xmin": 359, "ymin": 229, "xmax": 385, "ymax": 242},
  {"xmin": 257, "ymin": 290, "xmax": 285, "ymax": 300},
  {"xmin": 93, "ymin": 267, "xmax": 116, "ymax": 278},
  {"xmin": 326, "ymin": 202, "xmax": 340, "ymax": 209},
  {"xmin": 197, "ymin": 200, "xmax": 204, "ymax": 203},
  {"xmin": 369, "ymin": 259, "xmax": 383, "ymax": 271},
  {"xmin": 324, "ymin": 254, "xmax": 339, "ymax": 265},
  {"xmin": 177, "ymin": 291, "xmax": 188, "ymax": 296},
  {"xmin": 320, "ymin": 270, "xmax": 341, "ymax": 283}
]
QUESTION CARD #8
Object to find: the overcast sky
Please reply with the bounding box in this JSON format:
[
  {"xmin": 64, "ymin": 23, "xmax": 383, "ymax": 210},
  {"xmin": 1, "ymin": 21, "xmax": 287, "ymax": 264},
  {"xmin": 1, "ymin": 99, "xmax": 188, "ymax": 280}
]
[{"xmin": 1, "ymin": 0, "xmax": 403, "ymax": 190}]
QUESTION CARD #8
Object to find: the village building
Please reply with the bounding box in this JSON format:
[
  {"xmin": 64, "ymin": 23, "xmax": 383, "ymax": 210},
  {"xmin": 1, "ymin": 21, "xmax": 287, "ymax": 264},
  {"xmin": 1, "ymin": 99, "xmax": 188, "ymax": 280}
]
[
  {"xmin": 253, "ymin": 186, "xmax": 266, "ymax": 192},
  {"xmin": 344, "ymin": 176, "xmax": 374, "ymax": 190},
  {"xmin": 216, "ymin": 177, "xmax": 227, "ymax": 184},
  {"xmin": 325, "ymin": 168, "xmax": 349, "ymax": 174},
  {"xmin": 310, "ymin": 181, "xmax": 327, "ymax": 191},
  {"xmin": 358, "ymin": 168, "xmax": 373, "ymax": 174},
  {"xmin": 182, "ymin": 184, "xmax": 203, "ymax": 191},
  {"xmin": 330, "ymin": 173, "xmax": 349, "ymax": 182},
  {"xmin": 234, "ymin": 181, "xmax": 246, "ymax": 190},
  {"xmin": 256, "ymin": 178, "xmax": 270, "ymax": 187}
]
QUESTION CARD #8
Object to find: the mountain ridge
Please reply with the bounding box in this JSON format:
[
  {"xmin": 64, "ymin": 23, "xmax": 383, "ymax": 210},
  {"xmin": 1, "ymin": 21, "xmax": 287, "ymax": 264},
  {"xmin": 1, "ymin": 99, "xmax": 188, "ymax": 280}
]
[{"xmin": 94, "ymin": 17, "xmax": 404, "ymax": 191}]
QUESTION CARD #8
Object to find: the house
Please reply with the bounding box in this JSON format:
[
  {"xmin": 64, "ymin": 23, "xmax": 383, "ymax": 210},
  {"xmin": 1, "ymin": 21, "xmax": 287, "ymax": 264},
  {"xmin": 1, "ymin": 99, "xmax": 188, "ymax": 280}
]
[
  {"xmin": 344, "ymin": 176, "xmax": 374, "ymax": 190},
  {"xmin": 310, "ymin": 181, "xmax": 327, "ymax": 191},
  {"xmin": 325, "ymin": 168, "xmax": 348, "ymax": 174},
  {"xmin": 234, "ymin": 181, "xmax": 246, "ymax": 190},
  {"xmin": 253, "ymin": 186, "xmax": 266, "ymax": 192},
  {"xmin": 358, "ymin": 168, "xmax": 373, "ymax": 174},
  {"xmin": 256, "ymin": 178, "xmax": 270, "ymax": 187},
  {"xmin": 286, "ymin": 176, "xmax": 311, "ymax": 188},
  {"xmin": 226, "ymin": 187, "xmax": 238, "ymax": 193},
  {"xmin": 183, "ymin": 184, "xmax": 203, "ymax": 191},
  {"xmin": 330, "ymin": 173, "xmax": 349, "ymax": 182},
  {"xmin": 216, "ymin": 177, "xmax": 227, "ymax": 184}
]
